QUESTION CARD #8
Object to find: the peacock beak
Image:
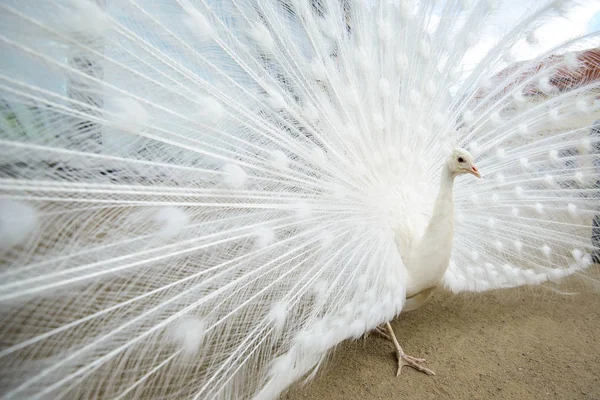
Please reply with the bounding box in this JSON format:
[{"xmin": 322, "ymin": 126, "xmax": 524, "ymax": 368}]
[{"xmin": 470, "ymin": 165, "xmax": 482, "ymax": 178}]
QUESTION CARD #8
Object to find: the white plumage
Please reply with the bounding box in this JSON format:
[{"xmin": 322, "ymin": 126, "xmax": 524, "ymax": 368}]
[{"xmin": 1, "ymin": 0, "xmax": 599, "ymax": 398}]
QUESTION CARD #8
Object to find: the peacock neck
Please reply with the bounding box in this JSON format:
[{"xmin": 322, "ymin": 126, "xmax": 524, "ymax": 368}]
[
  {"xmin": 431, "ymin": 165, "xmax": 455, "ymax": 220},
  {"xmin": 405, "ymin": 165, "xmax": 456, "ymax": 298}
]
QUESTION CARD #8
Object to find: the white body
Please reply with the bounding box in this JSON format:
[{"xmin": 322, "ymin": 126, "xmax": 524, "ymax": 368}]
[{"xmin": 404, "ymin": 167, "xmax": 456, "ymax": 298}]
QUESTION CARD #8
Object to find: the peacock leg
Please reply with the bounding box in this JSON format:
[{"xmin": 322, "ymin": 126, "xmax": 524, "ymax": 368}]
[{"xmin": 384, "ymin": 322, "xmax": 435, "ymax": 376}]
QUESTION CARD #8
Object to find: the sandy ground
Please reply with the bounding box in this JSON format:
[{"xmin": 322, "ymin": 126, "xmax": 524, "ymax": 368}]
[{"xmin": 283, "ymin": 287, "xmax": 600, "ymax": 400}]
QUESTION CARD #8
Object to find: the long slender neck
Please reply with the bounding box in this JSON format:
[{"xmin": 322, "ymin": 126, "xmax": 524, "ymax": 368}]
[
  {"xmin": 406, "ymin": 165, "xmax": 456, "ymax": 297},
  {"xmin": 430, "ymin": 166, "xmax": 455, "ymax": 222}
]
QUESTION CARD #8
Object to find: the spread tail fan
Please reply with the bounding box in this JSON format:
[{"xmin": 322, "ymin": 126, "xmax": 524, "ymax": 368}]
[
  {"xmin": 448, "ymin": 47, "xmax": 600, "ymax": 293},
  {"xmin": 0, "ymin": 0, "xmax": 599, "ymax": 399}
]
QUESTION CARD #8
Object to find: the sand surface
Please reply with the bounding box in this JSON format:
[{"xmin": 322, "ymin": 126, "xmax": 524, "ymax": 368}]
[{"xmin": 283, "ymin": 288, "xmax": 600, "ymax": 400}]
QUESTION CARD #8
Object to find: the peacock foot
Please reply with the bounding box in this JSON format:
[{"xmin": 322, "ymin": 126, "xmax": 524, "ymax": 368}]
[
  {"xmin": 383, "ymin": 322, "xmax": 436, "ymax": 376},
  {"xmin": 374, "ymin": 326, "xmax": 391, "ymax": 341},
  {"xmin": 395, "ymin": 352, "xmax": 435, "ymax": 376}
]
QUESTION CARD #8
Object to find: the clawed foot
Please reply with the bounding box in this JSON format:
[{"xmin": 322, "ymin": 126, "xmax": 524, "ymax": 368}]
[
  {"xmin": 364, "ymin": 326, "xmax": 391, "ymax": 341},
  {"xmin": 396, "ymin": 352, "xmax": 435, "ymax": 376},
  {"xmin": 378, "ymin": 322, "xmax": 435, "ymax": 376},
  {"xmin": 374, "ymin": 326, "xmax": 390, "ymax": 341}
]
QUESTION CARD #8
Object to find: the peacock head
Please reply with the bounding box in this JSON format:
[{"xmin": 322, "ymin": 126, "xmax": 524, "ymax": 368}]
[{"xmin": 448, "ymin": 148, "xmax": 481, "ymax": 178}]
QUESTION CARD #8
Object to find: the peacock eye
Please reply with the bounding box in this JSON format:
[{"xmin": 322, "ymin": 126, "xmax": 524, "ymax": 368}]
[{"xmin": 457, "ymin": 157, "xmax": 465, "ymax": 163}]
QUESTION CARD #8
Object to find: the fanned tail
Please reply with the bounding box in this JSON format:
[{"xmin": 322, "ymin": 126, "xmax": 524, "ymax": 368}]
[
  {"xmin": 1, "ymin": 1, "xmax": 407, "ymax": 398},
  {"xmin": 448, "ymin": 46, "xmax": 600, "ymax": 293}
]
